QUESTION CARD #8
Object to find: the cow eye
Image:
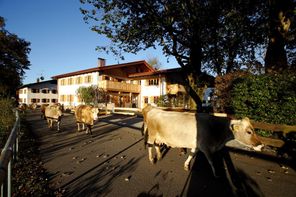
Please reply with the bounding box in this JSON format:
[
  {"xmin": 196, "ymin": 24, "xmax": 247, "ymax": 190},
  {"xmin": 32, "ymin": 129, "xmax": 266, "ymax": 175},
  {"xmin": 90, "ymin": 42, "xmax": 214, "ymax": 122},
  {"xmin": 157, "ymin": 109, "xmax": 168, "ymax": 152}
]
[{"xmin": 247, "ymin": 131, "xmax": 252, "ymax": 134}]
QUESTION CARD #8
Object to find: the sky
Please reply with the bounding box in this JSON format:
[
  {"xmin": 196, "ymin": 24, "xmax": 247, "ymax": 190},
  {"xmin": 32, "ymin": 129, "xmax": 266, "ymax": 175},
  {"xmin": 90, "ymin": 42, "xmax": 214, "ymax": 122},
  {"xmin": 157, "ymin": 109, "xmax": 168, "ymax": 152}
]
[{"xmin": 0, "ymin": 0, "xmax": 179, "ymax": 84}]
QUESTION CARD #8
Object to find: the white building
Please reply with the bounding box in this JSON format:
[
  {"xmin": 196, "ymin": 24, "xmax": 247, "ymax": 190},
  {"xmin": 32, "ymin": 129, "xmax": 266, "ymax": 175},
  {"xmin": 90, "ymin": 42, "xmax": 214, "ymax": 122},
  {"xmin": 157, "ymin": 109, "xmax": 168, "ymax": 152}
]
[
  {"xmin": 17, "ymin": 80, "xmax": 58, "ymax": 106},
  {"xmin": 52, "ymin": 59, "xmax": 189, "ymax": 109}
]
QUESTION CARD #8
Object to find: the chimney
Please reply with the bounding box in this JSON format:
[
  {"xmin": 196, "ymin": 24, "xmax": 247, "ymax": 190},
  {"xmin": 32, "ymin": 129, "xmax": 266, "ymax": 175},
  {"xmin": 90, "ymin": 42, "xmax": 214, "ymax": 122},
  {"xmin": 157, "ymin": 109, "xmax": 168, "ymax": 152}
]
[{"xmin": 98, "ymin": 58, "xmax": 106, "ymax": 67}]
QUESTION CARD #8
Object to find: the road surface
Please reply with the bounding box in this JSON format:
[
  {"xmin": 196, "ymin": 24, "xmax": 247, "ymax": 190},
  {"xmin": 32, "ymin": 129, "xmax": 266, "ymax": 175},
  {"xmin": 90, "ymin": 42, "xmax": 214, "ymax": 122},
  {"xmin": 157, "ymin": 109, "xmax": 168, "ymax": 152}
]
[{"xmin": 25, "ymin": 110, "xmax": 296, "ymax": 197}]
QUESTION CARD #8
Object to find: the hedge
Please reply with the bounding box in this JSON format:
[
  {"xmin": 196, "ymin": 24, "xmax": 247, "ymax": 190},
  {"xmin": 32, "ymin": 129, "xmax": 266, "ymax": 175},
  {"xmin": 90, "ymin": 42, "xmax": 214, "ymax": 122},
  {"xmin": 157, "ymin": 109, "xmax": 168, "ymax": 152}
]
[
  {"xmin": 0, "ymin": 98, "xmax": 16, "ymax": 145},
  {"xmin": 230, "ymin": 72, "xmax": 296, "ymax": 125}
]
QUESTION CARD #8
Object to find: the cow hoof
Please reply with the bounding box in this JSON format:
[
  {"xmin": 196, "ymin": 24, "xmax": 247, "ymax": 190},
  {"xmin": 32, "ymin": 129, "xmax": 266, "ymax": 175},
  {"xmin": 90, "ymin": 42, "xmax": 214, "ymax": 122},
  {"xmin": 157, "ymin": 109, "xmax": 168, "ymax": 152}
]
[
  {"xmin": 184, "ymin": 165, "xmax": 190, "ymax": 171},
  {"xmin": 149, "ymin": 158, "xmax": 156, "ymax": 164}
]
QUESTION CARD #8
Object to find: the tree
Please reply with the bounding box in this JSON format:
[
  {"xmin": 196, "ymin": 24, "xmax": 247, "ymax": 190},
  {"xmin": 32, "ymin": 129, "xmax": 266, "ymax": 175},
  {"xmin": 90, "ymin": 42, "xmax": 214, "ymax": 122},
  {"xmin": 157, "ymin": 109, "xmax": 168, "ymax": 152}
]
[
  {"xmin": 80, "ymin": 0, "xmax": 210, "ymax": 110},
  {"xmin": 264, "ymin": 0, "xmax": 295, "ymax": 73},
  {"xmin": 0, "ymin": 16, "xmax": 31, "ymax": 97},
  {"xmin": 80, "ymin": 0, "xmax": 296, "ymax": 109},
  {"xmin": 147, "ymin": 56, "xmax": 162, "ymax": 70},
  {"xmin": 76, "ymin": 85, "xmax": 108, "ymax": 105}
]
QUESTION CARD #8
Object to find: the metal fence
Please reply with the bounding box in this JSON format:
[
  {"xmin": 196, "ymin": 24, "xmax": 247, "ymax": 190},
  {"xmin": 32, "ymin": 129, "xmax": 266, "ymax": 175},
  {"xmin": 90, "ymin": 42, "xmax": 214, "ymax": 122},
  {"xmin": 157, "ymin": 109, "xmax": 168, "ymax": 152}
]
[{"xmin": 0, "ymin": 110, "xmax": 20, "ymax": 197}]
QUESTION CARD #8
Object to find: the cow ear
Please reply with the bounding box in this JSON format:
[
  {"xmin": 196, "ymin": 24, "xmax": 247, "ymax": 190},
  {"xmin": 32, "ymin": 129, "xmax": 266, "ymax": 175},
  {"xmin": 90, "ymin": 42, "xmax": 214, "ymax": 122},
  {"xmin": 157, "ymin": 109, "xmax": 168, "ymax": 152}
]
[
  {"xmin": 231, "ymin": 123, "xmax": 241, "ymax": 132},
  {"xmin": 242, "ymin": 117, "xmax": 250, "ymax": 123}
]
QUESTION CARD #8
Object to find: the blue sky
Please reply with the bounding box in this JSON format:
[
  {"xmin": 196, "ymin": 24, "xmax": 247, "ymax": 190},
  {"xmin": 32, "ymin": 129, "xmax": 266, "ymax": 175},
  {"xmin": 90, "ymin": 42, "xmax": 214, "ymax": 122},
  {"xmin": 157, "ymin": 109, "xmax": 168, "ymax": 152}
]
[{"xmin": 0, "ymin": 0, "xmax": 179, "ymax": 84}]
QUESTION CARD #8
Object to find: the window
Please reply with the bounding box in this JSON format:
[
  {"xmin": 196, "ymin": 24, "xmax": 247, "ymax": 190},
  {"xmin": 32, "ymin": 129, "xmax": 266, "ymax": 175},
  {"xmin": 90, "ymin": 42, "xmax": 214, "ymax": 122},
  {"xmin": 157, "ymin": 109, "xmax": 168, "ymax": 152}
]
[
  {"xmin": 84, "ymin": 75, "xmax": 92, "ymax": 83},
  {"xmin": 66, "ymin": 95, "xmax": 74, "ymax": 102},
  {"xmin": 19, "ymin": 89, "xmax": 23, "ymax": 94},
  {"xmin": 41, "ymin": 89, "xmax": 49, "ymax": 94},
  {"xmin": 76, "ymin": 77, "xmax": 82, "ymax": 84},
  {"xmin": 31, "ymin": 98, "xmax": 37, "ymax": 103},
  {"xmin": 148, "ymin": 79, "xmax": 159, "ymax": 86},
  {"xmin": 24, "ymin": 89, "xmax": 26, "ymax": 94},
  {"xmin": 31, "ymin": 89, "xmax": 40, "ymax": 93},
  {"xmin": 42, "ymin": 99, "xmax": 49, "ymax": 103},
  {"xmin": 68, "ymin": 78, "xmax": 73, "ymax": 85},
  {"xmin": 154, "ymin": 96, "xmax": 159, "ymax": 104},
  {"xmin": 51, "ymin": 99, "xmax": 57, "ymax": 103},
  {"xmin": 51, "ymin": 89, "xmax": 57, "ymax": 94},
  {"xmin": 104, "ymin": 76, "xmax": 110, "ymax": 80},
  {"xmin": 144, "ymin": 97, "xmax": 148, "ymax": 104},
  {"xmin": 60, "ymin": 79, "xmax": 66, "ymax": 86},
  {"xmin": 60, "ymin": 95, "xmax": 65, "ymax": 102}
]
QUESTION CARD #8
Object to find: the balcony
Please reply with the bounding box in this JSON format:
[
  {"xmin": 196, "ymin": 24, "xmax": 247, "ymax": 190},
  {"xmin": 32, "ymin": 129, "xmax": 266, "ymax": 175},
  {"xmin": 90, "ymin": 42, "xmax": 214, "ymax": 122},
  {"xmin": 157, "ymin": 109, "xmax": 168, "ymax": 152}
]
[{"xmin": 98, "ymin": 80, "xmax": 141, "ymax": 93}]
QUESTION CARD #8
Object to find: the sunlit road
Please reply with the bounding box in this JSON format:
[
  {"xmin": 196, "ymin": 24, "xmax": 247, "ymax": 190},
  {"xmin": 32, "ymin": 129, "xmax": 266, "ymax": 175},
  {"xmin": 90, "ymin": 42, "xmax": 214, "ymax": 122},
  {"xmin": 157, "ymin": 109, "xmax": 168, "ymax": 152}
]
[{"xmin": 26, "ymin": 110, "xmax": 296, "ymax": 197}]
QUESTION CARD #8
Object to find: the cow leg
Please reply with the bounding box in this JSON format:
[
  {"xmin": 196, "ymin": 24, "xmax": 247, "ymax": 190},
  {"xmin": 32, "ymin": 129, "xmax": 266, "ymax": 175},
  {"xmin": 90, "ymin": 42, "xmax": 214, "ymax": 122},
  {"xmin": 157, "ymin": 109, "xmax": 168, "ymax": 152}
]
[
  {"xmin": 48, "ymin": 119, "xmax": 53, "ymax": 129},
  {"xmin": 148, "ymin": 143, "xmax": 154, "ymax": 164},
  {"xmin": 82, "ymin": 123, "xmax": 85, "ymax": 131},
  {"xmin": 204, "ymin": 151, "xmax": 218, "ymax": 177},
  {"xmin": 57, "ymin": 120, "xmax": 60, "ymax": 132},
  {"xmin": 89, "ymin": 125, "xmax": 92, "ymax": 135},
  {"xmin": 46, "ymin": 119, "xmax": 50, "ymax": 128},
  {"xmin": 155, "ymin": 145, "xmax": 162, "ymax": 160},
  {"xmin": 77, "ymin": 123, "xmax": 80, "ymax": 132},
  {"xmin": 184, "ymin": 148, "xmax": 196, "ymax": 171}
]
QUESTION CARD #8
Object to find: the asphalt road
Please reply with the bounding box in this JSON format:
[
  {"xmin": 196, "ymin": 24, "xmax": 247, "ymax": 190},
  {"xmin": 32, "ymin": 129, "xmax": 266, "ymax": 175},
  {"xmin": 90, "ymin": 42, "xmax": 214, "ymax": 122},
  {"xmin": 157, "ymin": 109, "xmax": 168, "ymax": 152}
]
[{"xmin": 25, "ymin": 110, "xmax": 296, "ymax": 197}]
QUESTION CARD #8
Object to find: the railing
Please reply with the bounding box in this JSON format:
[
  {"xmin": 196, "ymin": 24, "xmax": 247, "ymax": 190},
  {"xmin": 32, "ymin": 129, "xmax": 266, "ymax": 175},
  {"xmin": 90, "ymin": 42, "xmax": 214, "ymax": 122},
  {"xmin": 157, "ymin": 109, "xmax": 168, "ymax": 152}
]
[
  {"xmin": 98, "ymin": 80, "xmax": 141, "ymax": 93},
  {"xmin": 0, "ymin": 110, "xmax": 20, "ymax": 197},
  {"xmin": 211, "ymin": 112, "xmax": 296, "ymax": 148}
]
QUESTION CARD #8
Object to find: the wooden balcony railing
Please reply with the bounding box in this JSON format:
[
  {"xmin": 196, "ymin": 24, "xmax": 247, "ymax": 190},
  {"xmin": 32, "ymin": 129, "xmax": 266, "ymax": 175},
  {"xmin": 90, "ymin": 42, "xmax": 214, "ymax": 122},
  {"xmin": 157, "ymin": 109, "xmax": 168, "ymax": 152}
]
[{"xmin": 98, "ymin": 80, "xmax": 141, "ymax": 93}]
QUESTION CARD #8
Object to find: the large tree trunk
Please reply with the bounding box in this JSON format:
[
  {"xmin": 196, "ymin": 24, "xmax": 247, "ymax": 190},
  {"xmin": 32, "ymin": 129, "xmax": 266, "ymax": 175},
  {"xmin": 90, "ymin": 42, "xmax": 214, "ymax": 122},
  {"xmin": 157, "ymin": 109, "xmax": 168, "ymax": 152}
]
[
  {"xmin": 185, "ymin": 39, "xmax": 203, "ymax": 111},
  {"xmin": 265, "ymin": 0, "xmax": 291, "ymax": 73}
]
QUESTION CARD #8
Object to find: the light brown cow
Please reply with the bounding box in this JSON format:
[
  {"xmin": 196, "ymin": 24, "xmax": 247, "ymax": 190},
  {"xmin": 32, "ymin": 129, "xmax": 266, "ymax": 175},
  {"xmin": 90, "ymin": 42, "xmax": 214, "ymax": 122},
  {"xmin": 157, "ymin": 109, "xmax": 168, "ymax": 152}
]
[
  {"xmin": 41, "ymin": 104, "xmax": 49, "ymax": 119},
  {"xmin": 74, "ymin": 105, "xmax": 99, "ymax": 135},
  {"xmin": 44, "ymin": 104, "xmax": 63, "ymax": 131},
  {"xmin": 142, "ymin": 106, "xmax": 264, "ymax": 177},
  {"xmin": 18, "ymin": 103, "xmax": 27, "ymax": 113}
]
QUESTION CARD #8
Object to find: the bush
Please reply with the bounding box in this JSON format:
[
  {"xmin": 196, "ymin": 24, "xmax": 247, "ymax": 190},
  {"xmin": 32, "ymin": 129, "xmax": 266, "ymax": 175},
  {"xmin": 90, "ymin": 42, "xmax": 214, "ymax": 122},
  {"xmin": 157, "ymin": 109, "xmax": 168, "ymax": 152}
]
[
  {"xmin": 0, "ymin": 98, "xmax": 16, "ymax": 145},
  {"xmin": 230, "ymin": 72, "xmax": 296, "ymax": 125},
  {"xmin": 213, "ymin": 71, "xmax": 249, "ymax": 113}
]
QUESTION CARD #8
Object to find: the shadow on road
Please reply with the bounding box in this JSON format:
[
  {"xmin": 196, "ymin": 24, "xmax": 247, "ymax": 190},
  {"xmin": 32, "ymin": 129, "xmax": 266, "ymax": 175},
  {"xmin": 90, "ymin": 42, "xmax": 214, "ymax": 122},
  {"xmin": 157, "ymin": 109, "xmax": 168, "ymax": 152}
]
[
  {"xmin": 183, "ymin": 148, "xmax": 264, "ymax": 197},
  {"xmin": 61, "ymin": 138, "xmax": 144, "ymax": 196}
]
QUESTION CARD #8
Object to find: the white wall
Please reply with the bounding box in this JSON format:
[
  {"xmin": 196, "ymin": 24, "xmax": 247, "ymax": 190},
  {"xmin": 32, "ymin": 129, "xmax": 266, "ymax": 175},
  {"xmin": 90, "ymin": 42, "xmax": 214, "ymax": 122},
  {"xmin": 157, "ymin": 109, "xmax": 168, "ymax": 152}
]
[{"xmin": 58, "ymin": 72, "xmax": 99, "ymax": 107}]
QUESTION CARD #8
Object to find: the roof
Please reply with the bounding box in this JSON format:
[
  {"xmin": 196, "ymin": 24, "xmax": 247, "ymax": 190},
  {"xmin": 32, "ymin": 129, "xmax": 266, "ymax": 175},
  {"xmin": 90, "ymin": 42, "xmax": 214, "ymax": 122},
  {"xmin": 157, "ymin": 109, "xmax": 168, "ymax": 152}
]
[
  {"xmin": 128, "ymin": 67, "xmax": 182, "ymax": 78},
  {"xmin": 18, "ymin": 80, "xmax": 57, "ymax": 90},
  {"xmin": 51, "ymin": 60, "xmax": 155, "ymax": 79}
]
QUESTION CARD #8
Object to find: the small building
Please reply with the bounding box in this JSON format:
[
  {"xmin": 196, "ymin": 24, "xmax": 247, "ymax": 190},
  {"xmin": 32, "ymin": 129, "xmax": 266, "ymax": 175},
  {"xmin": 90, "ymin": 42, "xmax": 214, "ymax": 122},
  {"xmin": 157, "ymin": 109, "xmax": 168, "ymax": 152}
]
[{"xmin": 17, "ymin": 80, "xmax": 58, "ymax": 106}]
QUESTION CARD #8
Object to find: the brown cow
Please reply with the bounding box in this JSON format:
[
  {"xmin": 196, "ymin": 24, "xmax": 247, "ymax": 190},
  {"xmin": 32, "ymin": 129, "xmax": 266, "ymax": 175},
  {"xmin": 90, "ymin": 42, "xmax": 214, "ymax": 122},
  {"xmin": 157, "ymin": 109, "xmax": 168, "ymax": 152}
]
[
  {"xmin": 142, "ymin": 106, "xmax": 264, "ymax": 177},
  {"xmin": 44, "ymin": 104, "xmax": 63, "ymax": 131},
  {"xmin": 41, "ymin": 104, "xmax": 49, "ymax": 119},
  {"xmin": 74, "ymin": 104, "xmax": 99, "ymax": 135}
]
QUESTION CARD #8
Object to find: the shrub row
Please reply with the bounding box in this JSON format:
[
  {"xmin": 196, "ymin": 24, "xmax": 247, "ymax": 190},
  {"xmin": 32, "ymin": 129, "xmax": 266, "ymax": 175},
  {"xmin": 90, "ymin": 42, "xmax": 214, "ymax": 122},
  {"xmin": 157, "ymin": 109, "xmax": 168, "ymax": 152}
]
[
  {"xmin": 230, "ymin": 72, "xmax": 296, "ymax": 125},
  {"xmin": 0, "ymin": 98, "xmax": 16, "ymax": 145},
  {"xmin": 214, "ymin": 71, "xmax": 296, "ymax": 125}
]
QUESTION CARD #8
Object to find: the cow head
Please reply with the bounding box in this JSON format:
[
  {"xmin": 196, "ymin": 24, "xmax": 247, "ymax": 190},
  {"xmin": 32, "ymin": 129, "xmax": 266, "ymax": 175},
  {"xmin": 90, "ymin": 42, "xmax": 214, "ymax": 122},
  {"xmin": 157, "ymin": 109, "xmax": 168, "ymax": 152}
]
[
  {"xmin": 230, "ymin": 117, "xmax": 264, "ymax": 151},
  {"xmin": 92, "ymin": 107, "xmax": 99, "ymax": 121}
]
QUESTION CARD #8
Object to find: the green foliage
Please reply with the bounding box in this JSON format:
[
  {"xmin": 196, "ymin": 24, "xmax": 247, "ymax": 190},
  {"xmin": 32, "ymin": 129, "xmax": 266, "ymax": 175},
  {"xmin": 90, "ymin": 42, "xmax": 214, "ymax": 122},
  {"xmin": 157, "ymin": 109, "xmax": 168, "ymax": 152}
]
[
  {"xmin": 76, "ymin": 86, "xmax": 96, "ymax": 105},
  {"xmin": 213, "ymin": 71, "xmax": 250, "ymax": 113},
  {"xmin": 0, "ymin": 98, "xmax": 15, "ymax": 145},
  {"xmin": 157, "ymin": 94, "xmax": 185, "ymax": 108},
  {"xmin": 230, "ymin": 72, "xmax": 296, "ymax": 125},
  {"xmin": 76, "ymin": 85, "xmax": 108, "ymax": 105},
  {"xmin": 0, "ymin": 17, "xmax": 31, "ymax": 97}
]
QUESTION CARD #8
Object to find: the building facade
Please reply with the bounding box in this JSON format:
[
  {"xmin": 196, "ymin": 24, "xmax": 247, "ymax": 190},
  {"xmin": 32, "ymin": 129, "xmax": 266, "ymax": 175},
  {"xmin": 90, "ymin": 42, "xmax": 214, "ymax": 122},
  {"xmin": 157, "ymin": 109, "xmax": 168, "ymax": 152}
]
[
  {"xmin": 52, "ymin": 59, "xmax": 188, "ymax": 109},
  {"xmin": 18, "ymin": 80, "xmax": 58, "ymax": 106}
]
